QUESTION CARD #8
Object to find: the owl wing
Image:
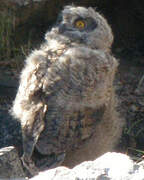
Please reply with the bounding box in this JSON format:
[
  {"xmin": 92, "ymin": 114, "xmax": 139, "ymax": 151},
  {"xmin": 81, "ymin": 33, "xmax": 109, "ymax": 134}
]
[
  {"xmin": 12, "ymin": 50, "xmax": 51, "ymax": 164},
  {"xmin": 11, "ymin": 48, "xmax": 76, "ymax": 169}
]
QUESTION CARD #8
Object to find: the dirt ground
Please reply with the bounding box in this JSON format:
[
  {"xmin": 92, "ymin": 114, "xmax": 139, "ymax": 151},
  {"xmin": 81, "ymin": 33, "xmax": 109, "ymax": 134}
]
[
  {"xmin": 0, "ymin": 46, "xmax": 144, "ymax": 160},
  {"xmin": 115, "ymin": 56, "xmax": 144, "ymax": 157}
]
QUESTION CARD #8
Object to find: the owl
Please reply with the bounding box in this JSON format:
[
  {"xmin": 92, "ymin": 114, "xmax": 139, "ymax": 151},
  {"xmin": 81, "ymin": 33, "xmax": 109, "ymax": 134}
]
[{"xmin": 11, "ymin": 6, "xmax": 124, "ymax": 175}]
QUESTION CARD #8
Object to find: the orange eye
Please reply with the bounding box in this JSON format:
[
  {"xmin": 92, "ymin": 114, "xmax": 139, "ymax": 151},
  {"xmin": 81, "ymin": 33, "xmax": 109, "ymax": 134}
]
[{"xmin": 75, "ymin": 20, "xmax": 85, "ymax": 29}]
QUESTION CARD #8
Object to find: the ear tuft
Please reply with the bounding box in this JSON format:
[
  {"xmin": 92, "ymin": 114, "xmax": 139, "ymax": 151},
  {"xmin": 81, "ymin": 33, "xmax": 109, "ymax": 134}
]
[{"xmin": 88, "ymin": 7, "xmax": 96, "ymax": 16}]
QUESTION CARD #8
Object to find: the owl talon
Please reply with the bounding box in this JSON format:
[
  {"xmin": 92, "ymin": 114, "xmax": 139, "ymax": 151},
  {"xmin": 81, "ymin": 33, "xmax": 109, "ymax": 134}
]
[
  {"xmin": 21, "ymin": 155, "xmax": 39, "ymax": 176},
  {"xmin": 49, "ymin": 152, "xmax": 66, "ymax": 169},
  {"xmin": 35, "ymin": 152, "xmax": 66, "ymax": 170}
]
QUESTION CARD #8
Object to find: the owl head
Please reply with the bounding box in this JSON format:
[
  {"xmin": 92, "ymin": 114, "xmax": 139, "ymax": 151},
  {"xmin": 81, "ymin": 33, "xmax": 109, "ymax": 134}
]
[{"xmin": 46, "ymin": 6, "xmax": 113, "ymax": 50}]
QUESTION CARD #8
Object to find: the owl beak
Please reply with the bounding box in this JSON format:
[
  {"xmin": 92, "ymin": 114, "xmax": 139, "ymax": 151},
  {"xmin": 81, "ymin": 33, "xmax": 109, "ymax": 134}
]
[{"xmin": 58, "ymin": 23, "xmax": 66, "ymax": 33}]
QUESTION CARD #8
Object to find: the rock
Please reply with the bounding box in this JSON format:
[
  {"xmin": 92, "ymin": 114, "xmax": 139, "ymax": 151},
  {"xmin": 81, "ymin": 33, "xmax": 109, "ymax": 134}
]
[
  {"xmin": 30, "ymin": 152, "xmax": 144, "ymax": 180},
  {"xmin": 0, "ymin": 146, "xmax": 25, "ymax": 179},
  {"xmin": 30, "ymin": 167, "xmax": 71, "ymax": 180},
  {"xmin": 0, "ymin": 148, "xmax": 144, "ymax": 179}
]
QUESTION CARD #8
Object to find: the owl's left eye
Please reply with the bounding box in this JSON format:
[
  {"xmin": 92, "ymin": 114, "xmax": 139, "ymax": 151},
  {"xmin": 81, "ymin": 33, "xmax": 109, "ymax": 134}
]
[{"xmin": 74, "ymin": 19, "xmax": 86, "ymax": 30}]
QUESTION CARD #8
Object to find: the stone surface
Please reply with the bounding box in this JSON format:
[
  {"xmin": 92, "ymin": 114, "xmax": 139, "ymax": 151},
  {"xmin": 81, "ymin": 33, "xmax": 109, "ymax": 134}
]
[
  {"xmin": 0, "ymin": 148, "xmax": 144, "ymax": 179},
  {"xmin": 30, "ymin": 152, "xmax": 144, "ymax": 180},
  {"xmin": 0, "ymin": 146, "xmax": 25, "ymax": 179}
]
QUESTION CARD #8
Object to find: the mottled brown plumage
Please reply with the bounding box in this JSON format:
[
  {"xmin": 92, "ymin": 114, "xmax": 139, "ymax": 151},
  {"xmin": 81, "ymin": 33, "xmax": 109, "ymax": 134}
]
[{"xmin": 11, "ymin": 6, "xmax": 124, "ymax": 174}]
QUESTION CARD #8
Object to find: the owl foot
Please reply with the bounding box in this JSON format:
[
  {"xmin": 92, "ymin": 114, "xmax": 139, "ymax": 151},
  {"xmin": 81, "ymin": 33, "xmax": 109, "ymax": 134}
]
[
  {"xmin": 36, "ymin": 152, "xmax": 66, "ymax": 171},
  {"xmin": 21, "ymin": 155, "xmax": 39, "ymax": 176}
]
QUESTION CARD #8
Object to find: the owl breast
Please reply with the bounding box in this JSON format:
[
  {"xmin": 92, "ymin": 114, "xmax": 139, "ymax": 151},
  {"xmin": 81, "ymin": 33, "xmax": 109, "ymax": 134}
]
[
  {"xmin": 35, "ymin": 47, "xmax": 114, "ymax": 155},
  {"xmin": 36, "ymin": 105, "xmax": 105, "ymax": 155}
]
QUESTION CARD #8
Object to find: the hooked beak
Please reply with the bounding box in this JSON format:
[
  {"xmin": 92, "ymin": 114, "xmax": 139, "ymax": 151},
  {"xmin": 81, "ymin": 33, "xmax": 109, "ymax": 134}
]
[{"xmin": 58, "ymin": 23, "xmax": 67, "ymax": 33}]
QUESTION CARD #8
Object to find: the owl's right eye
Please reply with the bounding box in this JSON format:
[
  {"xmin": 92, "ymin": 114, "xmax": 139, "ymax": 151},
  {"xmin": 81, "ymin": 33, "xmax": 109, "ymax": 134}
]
[
  {"xmin": 74, "ymin": 19, "xmax": 86, "ymax": 31},
  {"xmin": 74, "ymin": 20, "xmax": 86, "ymax": 30}
]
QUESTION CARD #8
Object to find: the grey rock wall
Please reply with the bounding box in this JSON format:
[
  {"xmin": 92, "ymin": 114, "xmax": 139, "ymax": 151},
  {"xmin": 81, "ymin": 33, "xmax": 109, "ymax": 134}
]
[
  {"xmin": 30, "ymin": 152, "xmax": 144, "ymax": 180},
  {"xmin": 1, "ymin": 148, "xmax": 144, "ymax": 180}
]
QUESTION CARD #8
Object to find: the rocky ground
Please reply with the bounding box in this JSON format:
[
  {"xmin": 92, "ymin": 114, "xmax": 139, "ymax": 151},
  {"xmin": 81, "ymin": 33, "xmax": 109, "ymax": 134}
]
[
  {"xmin": 0, "ymin": 67, "xmax": 22, "ymax": 153},
  {"xmin": 115, "ymin": 55, "xmax": 144, "ymax": 156},
  {"xmin": 30, "ymin": 152, "xmax": 144, "ymax": 180}
]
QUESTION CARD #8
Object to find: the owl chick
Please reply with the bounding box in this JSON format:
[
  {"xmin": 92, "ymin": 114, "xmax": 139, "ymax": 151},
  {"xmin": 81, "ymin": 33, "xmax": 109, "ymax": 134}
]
[{"xmin": 11, "ymin": 6, "xmax": 124, "ymax": 174}]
